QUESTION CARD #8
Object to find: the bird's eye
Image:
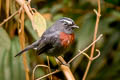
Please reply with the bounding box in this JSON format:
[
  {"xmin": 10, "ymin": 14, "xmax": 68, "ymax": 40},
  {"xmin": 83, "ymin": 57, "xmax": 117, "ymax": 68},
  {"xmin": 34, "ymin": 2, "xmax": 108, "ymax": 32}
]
[
  {"xmin": 71, "ymin": 22, "xmax": 74, "ymax": 26},
  {"xmin": 63, "ymin": 22, "xmax": 68, "ymax": 25},
  {"xmin": 68, "ymin": 22, "xmax": 74, "ymax": 26}
]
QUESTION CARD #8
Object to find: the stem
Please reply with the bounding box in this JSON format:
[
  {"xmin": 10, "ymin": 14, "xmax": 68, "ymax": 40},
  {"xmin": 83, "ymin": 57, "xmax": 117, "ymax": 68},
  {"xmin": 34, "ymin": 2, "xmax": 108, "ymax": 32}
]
[
  {"xmin": 0, "ymin": 9, "xmax": 19, "ymax": 27},
  {"xmin": 16, "ymin": 0, "xmax": 33, "ymax": 21},
  {"xmin": 82, "ymin": 0, "xmax": 101, "ymax": 80},
  {"xmin": 18, "ymin": 9, "xmax": 30, "ymax": 80},
  {"xmin": 68, "ymin": 34, "xmax": 102, "ymax": 64},
  {"xmin": 36, "ymin": 70, "xmax": 60, "ymax": 80}
]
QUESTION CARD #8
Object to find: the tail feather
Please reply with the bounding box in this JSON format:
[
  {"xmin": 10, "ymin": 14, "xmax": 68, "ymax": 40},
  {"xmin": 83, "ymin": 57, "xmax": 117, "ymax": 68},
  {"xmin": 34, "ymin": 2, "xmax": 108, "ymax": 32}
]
[
  {"xmin": 15, "ymin": 40, "xmax": 40, "ymax": 57},
  {"xmin": 15, "ymin": 39, "xmax": 41, "ymax": 57},
  {"xmin": 15, "ymin": 45, "xmax": 34, "ymax": 57}
]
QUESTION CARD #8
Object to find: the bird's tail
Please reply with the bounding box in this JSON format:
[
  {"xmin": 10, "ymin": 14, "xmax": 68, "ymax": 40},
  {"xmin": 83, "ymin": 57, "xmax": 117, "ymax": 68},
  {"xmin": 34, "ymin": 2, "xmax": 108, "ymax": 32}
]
[
  {"xmin": 14, "ymin": 45, "xmax": 34, "ymax": 57},
  {"xmin": 15, "ymin": 40, "xmax": 40, "ymax": 57}
]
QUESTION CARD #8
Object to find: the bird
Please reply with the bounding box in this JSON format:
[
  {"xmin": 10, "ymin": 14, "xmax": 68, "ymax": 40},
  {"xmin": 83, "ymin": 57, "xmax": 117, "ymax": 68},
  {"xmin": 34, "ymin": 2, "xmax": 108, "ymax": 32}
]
[{"xmin": 15, "ymin": 17, "xmax": 79, "ymax": 57}]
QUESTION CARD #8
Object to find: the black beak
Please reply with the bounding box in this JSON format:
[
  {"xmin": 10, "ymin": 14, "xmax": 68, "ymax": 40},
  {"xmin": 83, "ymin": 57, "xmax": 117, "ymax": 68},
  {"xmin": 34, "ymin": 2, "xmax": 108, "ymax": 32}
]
[{"xmin": 72, "ymin": 25, "xmax": 79, "ymax": 28}]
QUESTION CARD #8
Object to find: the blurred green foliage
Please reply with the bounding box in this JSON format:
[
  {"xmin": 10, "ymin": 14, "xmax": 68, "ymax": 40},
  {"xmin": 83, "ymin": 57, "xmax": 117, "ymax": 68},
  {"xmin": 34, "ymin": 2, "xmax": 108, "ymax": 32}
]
[{"xmin": 0, "ymin": 0, "xmax": 120, "ymax": 80}]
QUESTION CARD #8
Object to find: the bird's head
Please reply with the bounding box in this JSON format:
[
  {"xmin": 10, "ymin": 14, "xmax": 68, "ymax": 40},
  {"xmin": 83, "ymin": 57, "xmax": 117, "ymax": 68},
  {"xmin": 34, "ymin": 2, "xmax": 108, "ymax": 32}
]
[{"xmin": 57, "ymin": 17, "xmax": 79, "ymax": 34}]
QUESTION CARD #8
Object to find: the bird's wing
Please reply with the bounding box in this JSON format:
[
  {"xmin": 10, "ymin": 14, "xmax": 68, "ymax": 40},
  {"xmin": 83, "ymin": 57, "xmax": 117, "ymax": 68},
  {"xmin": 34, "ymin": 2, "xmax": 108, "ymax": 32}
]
[
  {"xmin": 36, "ymin": 42, "xmax": 53, "ymax": 55},
  {"xmin": 36, "ymin": 31, "xmax": 59, "ymax": 55}
]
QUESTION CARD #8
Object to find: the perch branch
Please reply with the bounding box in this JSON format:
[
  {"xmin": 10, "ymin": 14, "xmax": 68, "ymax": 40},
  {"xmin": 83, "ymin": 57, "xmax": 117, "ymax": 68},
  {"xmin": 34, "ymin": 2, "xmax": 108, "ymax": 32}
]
[
  {"xmin": 68, "ymin": 34, "xmax": 102, "ymax": 64},
  {"xmin": 36, "ymin": 56, "xmax": 75, "ymax": 80},
  {"xmin": 36, "ymin": 70, "xmax": 60, "ymax": 80},
  {"xmin": 57, "ymin": 56, "xmax": 75, "ymax": 80}
]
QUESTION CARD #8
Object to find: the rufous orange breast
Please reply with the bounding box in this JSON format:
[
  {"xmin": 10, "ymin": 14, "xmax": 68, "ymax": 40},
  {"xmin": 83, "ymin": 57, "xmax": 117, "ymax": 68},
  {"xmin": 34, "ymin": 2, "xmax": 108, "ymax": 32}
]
[{"xmin": 60, "ymin": 32, "xmax": 74, "ymax": 47}]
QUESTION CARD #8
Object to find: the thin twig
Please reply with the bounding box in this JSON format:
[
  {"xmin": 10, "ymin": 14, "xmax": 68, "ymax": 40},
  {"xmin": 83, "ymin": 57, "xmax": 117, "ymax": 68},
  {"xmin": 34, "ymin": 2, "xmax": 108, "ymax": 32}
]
[
  {"xmin": 36, "ymin": 57, "xmax": 75, "ymax": 80},
  {"xmin": 27, "ymin": 0, "xmax": 34, "ymax": 15},
  {"xmin": 32, "ymin": 64, "xmax": 49, "ymax": 80},
  {"xmin": 82, "ymin": 0, "xmax": 101, "ymax": 80},
  {"xmin": 79, "ymin": 49, "xmax": 101, "ymax": 61},
  {"xmin": 16, "ymin": 0, "xmax": 33, "ymax": 21},
  {"xmin": 28, "ymin": 0, "xmax": 31, "ymax": 4},
  {"xmin": 4, "ymin": 0, "xmax": 10, "ymax": 29},
  {"xmin": 92, "ymin": 49, "xmax": 100, "ymax": 60},
  {"xmin": 0, "ymin": 0, "xmax": 1, "ymax": 14},
  {"xmin": 0, "ymin": 9, "xmax": 20, "ymax": 27},
  {"xmin": 47, "ymin": 56, "xmax": 52, "ymax": 80},
  {"xmin": 6, "ymin": 0, "xmax": 9, "ymax": 18},
  {"xmin": 36, "ymin": 70, "xmax": 60, "ymax": 80},
  {"xmin": 18, "ymin": 9, "xmax": 30, "ymax": 80},
  {"xmin": 93, "ymin": 9, "xmax": 101, "ymax": 17},
  {"xmin": 68, "ymin": 34, "xmax": 102, "ymax": 64}
]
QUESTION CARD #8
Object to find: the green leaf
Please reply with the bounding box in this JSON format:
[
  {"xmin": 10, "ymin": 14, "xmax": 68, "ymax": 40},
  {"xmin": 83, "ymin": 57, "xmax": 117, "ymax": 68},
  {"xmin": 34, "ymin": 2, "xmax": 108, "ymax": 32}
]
[
  {"xmin": 0, "ymin": 27, "xmax": 11, "ymax": 80},
  {"xmin": 71, "ymin": 13, "xmax": 96, "ymax": 70},
  {"xmin": 34, "ymin": 68, "xmax": 45, "ymax": 79},
  {"xmin": 8, "ymin": 37, "xmax": 25, "ymax": 80},
  {"xmin": 50, "ymin": 4, "xmax": 63, "ymax": 14},
  {"xmin": 9, "ymin": 0, "xmax": 19, "ymax": 21},
  {"xmin": 25, "ymin": 19, "xmax": 38, "ymax": 40},
  {"xmin": 0, "ymin": 27, "xmax": 11, "ymax": 51},
  {"xmin": 76, "ymin": 13, "xmax": 96, "ymax": 50},
  {"xmin": 0, "ymin": 49, "xmax": 6, "ymax": 80},
  {"xmin": 0, "ymin": 34, "xmax": 26, "ymax": 80}
]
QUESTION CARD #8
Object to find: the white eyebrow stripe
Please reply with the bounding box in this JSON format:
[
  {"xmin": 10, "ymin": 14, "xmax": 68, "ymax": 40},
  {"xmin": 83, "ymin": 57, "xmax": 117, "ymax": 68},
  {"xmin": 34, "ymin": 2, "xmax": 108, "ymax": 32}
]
[{"xmin": 60, "ymin": 19, "xmax": 72, "ymax": 24}]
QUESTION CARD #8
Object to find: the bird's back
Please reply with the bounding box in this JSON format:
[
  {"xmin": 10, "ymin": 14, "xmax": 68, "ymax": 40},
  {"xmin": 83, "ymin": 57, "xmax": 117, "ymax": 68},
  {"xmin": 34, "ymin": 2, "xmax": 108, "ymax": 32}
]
[{"xmin": 36, "ymin": 27, "xmax": 74, "ymax": 56}]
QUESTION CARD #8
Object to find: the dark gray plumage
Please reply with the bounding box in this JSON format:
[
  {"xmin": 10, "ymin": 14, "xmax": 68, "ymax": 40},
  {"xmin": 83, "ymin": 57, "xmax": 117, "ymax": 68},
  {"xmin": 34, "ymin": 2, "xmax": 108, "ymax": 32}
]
[{"xmin": 15, "ymin": 17, "xmax": 79, "ymax": 57}]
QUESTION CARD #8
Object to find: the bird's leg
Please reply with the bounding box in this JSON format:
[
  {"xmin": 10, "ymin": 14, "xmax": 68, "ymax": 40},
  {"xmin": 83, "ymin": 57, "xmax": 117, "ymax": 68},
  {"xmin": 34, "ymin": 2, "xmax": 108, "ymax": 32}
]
[
  {"xmin": 55, "ymin": 56, "xmax": 64, "ymax": 64},
  {"xmin": 55, "ymin": 57, "xmax": 69, "ymax": 67}
]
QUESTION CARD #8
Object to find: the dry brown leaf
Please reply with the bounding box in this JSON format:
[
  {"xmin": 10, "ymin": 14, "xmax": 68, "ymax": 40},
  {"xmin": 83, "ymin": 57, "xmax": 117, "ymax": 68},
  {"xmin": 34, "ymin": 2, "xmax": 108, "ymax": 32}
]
[{"xmin": 32, "ymin": 12, "xmax": 46, "ymax": 37}]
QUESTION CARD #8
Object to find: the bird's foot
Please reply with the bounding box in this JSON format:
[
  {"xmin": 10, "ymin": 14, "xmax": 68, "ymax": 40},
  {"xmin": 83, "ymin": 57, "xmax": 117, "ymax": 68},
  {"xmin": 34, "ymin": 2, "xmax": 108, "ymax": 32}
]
[
  {"xmin": 55, "ymin": 57, "xmax": 70, "ymax": 67},
  {"xmin": 61, "ymin": 63, "xmax": 70, "ymax": 67}
]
